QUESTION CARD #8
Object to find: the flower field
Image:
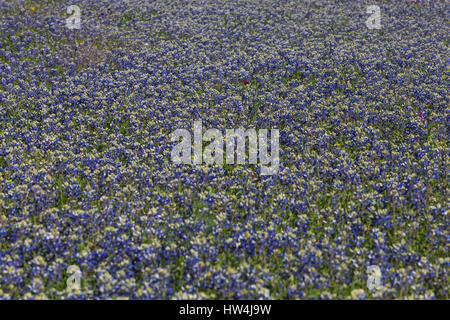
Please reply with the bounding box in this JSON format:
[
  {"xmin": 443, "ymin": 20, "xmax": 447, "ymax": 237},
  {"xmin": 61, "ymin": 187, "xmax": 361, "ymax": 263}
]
[{"xmin": 0, "ymin": 0, "xmax": 448, "ymax": 299}]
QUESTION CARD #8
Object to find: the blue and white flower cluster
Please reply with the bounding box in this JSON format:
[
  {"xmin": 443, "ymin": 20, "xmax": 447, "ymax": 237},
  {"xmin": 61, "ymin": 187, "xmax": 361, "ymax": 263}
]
[{"xmin": 0, "ymin": 0, "xmax": 448, "ymax": 299}]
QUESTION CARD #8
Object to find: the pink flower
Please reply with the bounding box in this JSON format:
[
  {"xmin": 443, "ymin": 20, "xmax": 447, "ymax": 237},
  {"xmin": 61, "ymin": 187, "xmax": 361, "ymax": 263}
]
[{"xmin": 417, "ymin": 110, "xmax": 427, "ymax": 125}]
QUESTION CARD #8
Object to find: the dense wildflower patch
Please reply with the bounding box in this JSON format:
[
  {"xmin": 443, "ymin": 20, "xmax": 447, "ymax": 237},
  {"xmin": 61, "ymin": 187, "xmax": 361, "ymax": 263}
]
[{"xmin": 0, "ymin": 0, "xmax": 448, "ymax": 299}]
